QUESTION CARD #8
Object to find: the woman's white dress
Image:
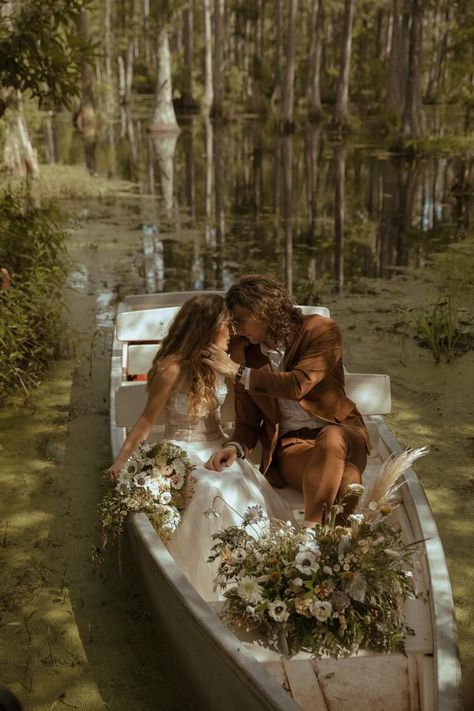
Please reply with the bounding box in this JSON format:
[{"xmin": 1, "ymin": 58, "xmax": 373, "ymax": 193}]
[{"xmin": 164, "ymin": 380, "xmax": 289, "ymax": 601}]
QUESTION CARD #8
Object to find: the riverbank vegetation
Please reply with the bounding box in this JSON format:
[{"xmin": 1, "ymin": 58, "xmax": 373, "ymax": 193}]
[{"xmin": 0, "ymin": 189, "xmax": 68, "ymax": 406}]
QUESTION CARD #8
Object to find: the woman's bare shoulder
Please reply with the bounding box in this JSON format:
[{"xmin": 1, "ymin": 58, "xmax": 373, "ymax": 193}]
[{"xmin": 149, "ymin": 356, "xmax": 182, "ymax": 390}]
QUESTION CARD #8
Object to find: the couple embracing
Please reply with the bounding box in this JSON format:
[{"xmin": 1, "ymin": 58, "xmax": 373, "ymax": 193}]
[{"xmin": 107, "ymin": 275, "xmax": 369, "ymax": 600}]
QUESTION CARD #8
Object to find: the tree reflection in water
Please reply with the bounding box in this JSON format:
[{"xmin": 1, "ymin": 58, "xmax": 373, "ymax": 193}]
[{"xmin": 40, "ymin": 111, "xmax": 473, "ymax": 294}]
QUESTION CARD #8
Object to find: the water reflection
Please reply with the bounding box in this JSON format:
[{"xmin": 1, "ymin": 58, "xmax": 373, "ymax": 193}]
[{"xmin": 36, "ymin": 109, "xmax": 473, "ymax": 295}]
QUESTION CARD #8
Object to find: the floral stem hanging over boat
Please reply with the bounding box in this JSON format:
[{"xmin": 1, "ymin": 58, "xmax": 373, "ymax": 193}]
[{"xmin": 209, "ymin": 448, "xmax": 428, "ymax": 658}]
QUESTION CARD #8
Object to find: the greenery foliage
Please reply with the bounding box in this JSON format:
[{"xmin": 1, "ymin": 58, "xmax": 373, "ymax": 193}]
[
  {"xmin": 0, "ymin": 189, "xmax": 68, "ymax": 406},
  {"xmin": 0, "ymin": 0, "xmax": 95, "ymax": 108}
]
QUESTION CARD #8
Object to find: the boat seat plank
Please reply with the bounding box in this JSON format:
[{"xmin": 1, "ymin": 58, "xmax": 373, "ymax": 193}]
[
  {"xmin": 124, "ymin": 290, "xmax": 227, "ymax": 309},
  {"xmin": 404, "ymin": 598, "xmax": 433, "ymax": 654},
  {"xmin": 116, "ymin": 306, "xmax": 180, "ymax": 342},
  {"xmin": 314, "ymin": 654, "xmax": 416, "ymax": 711},
  {"xmin": 117, "ymin": 304, "xmax": 330, "ymax": 342},
  {"xmin": 262, "ymin": 661, "xmax": 288, "ymax": 691},
  {"xmin": 115, "ymin": 373, "xmax": 391, "ymax": 429},
  {"xmin": 283, "ymin": 660, "xmax": 329, "ymax": 711}
]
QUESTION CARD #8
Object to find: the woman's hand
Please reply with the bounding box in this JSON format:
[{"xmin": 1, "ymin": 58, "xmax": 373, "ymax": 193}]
[
  {"xmin": 104, "ymin": 463, "xmax": 121, "ymax": 483},
  {"xmin": 202, "ymin": 344, "xmax": 240, "ymax": 378}
]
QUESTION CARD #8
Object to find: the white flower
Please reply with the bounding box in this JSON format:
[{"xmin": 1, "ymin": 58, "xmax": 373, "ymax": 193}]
[
  {"xmin": 203, "ymin": 508, "xmax": 221, "ymax": 520},
  {"xmin": 159, "ymin": 491, "xmax": 172, "ymax": 505},
  {"xmin": 348, "ymin": 513, "xmax": 365, "ymax": 525},
  {"xmin": 311, "ymin": 600, "xmax": 332, "ymax": 622},
  {"xmin": 237, "ymin": 577, "xmax": 264, "ymax": 604},
  {"xmin": 243, "ymin": 505, "xmax": 265, "ymax": 523},
  {"xmin": 123, "ymin": 460, "xmax": 139, "ymax": 477},
  {"xmin": 368, "ymin": 501, "xmax": 378, "ymax": 511},
  {"xmin": 323, "ymin": 566, "xmax": 333, "ymax": 576},
  {"xmin": 232, "ymin": 548, "xmax": 247, "ymax": 562},
  {"xmin": 295, "ymin": 551, "xmax": 320, "ymax": 575},
  {"xmin": 298, "ymin": 540, "xmax": 321, "ymax": 556},
  {"xmin": 267, "ymin": 600, "xmax": 289, "ymax": 622},
  {"xmin": 133, "ymin": 473, "xmax": 147, "ymax": 488}
]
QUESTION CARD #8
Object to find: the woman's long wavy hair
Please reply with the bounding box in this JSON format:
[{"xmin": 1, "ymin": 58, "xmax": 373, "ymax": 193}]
[
  {"xmin": 226, "ymin": 275, "xmax": 303, "ymax": 346},
  {"xmin": 147, "ymin": 294, "xmax": 227, "ymax": 417}
]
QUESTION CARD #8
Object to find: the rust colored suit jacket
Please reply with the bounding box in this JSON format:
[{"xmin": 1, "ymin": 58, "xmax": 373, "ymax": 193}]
[{"xmin": 229, "ymin": 314, "xmax": 370, "ymax": 477}]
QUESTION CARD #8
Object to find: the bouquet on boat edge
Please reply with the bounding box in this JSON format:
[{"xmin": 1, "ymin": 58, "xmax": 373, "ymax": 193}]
[
  {"xmin": 209, "ymin": 448, "xmax": 427, "ymax": 659},
  {"xmin": 95, "ymin": 441, "xmax": 196, "ymax": 564}
]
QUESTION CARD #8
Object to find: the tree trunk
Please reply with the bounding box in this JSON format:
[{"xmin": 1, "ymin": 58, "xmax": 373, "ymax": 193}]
[
  {"xmin": 3, "ymin": 92, "xmax": 39, "ymax": 178},
  {"xmin": 181, "ymin": 3, "xmax": 196, "ymax": 108},
  {"xmin": 104, "ymin": 0, "xmax": 114, "ymax": 115},
  {"xmin": 214, "ymin": 122, "xmax": 225, "ymax": 287},
  {"xmin": 425, "ymin": 4, "xmax": 449, "ymax": 103},
  {"xmin": 76, "ymin": 10, "xmax": 96, "ymax": 115},
  {"xmin": 333, "ymin": 142, "xmax": 346, "ymax": 293},
  {"xmin": 282, "ymin": 135, "xmax": 294, "ymax": 294},
  {"xmin": 143, "ymin": 0, "xmax": 151, "ymax": 65},
  {"xmin": 212, "ymin": 0, "xmax": 225, "ymax": 116},
  {"xmin": 204, "ymin": 116, "xmax": 214, "ymax": 248},
  {"xmin": 307, "ymin": 0, "xmax": 324, "ymax": 121},
  {"xmin": 151, "ymin": 29, "xmax": 180, "ymax": 131},
  {"xmin": 280, "ymin": 0, "xmax": 299, "ymax": 131},
  {"xmin": 332, "ymin": 0, "xmax": 355, "ymax": 128},
  {"xmin": 402, "ymin": 0, "xmax": 423, "ymax": 139},
  {"xmin": 386, "ymin": 0, "xmax": 404, "ymax": 114},
  {"xmin": 151, "ymin": 130, "xmax": 179, "ymax": 216},
  {"xmin": 272, "ymin": 0, "xmax": 282, "ymax": 108},
  {"xmin": 126, "ymin": 39, "xmax": 134, "ymax": 104},
  {"xmin": 202, "ymin": 0, "xmax": 214, "ymax": 114}
]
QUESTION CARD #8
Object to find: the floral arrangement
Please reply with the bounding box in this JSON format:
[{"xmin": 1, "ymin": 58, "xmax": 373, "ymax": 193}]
[
  {"xmin": 95, "ymin": 441, "xmax": 195, "ymax": 564},
  {"xmin": 209, "ymin": 448, "xmax": 427, "ymax": 658}
]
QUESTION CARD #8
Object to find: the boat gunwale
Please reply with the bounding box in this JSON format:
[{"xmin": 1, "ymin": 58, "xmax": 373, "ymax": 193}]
[{"xmin": 374, "ymin": 415, "xmax": 463, "ymax": 711}]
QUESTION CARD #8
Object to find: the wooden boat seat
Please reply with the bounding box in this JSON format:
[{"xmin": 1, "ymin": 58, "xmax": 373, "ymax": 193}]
[
  {"xmin": 122, "ymin": 290, "xmax": 227, "ymax": 310},
  {"xmin": 115, "ymin": 372, "xmax": 391, "ymax": 430},
  {"xmin": 116, "ymin": 304, "xmax": 331, "ymax": 342}
]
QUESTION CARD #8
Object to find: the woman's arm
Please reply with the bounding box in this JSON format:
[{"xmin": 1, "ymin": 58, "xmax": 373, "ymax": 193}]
[{"xmin": 106, "ymin": 360, "xmax": 181, "ymax": 480}]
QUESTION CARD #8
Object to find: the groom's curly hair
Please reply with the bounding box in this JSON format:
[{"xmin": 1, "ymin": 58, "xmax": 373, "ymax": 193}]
[
  {"xmin": 226, "ymin": 275, "xmax": 303, "ymax": 346},
  {"xmin": 147, "ymin": 294, "xmax": 227, "ymax": 417}
]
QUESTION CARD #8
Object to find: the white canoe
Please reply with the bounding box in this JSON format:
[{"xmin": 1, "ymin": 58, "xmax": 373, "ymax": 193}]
[{"xmin": 109, "ymin": 291, "xmax": 462, "ymax": 711}]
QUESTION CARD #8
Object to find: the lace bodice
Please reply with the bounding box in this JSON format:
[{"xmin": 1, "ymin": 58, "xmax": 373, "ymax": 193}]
[{"xmin": 163, "ymin": 379, "xmax": 228, "ymax": 442}]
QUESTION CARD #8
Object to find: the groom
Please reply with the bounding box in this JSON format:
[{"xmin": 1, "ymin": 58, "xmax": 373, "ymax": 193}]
[{"xmin": 204, "ymin": 275, "xmax": 370, "ymax": 526}]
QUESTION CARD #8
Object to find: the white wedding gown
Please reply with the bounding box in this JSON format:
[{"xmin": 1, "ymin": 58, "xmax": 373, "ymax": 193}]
[{"xmin": 164, "ymin": 379, "xmax": 289, "ymax": 601}]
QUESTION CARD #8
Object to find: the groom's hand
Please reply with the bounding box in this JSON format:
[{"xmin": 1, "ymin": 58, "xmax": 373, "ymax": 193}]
[
  {"xmin": 201, "ymin": 345, "xmax": 240, "ymax": 378},
  {"xmin": 205, "ymin": 446, "xmax": 237, "ymax": 471}
]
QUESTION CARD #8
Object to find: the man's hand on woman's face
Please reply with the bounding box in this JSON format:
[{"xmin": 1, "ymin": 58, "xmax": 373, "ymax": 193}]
[{"xmin": 201, "ymin": 344, "xmax": 240, "ymax": 378}]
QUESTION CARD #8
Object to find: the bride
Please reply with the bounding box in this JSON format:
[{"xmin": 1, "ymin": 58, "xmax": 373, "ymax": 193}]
[{"xmin": 107, "ymin": 294, "xmax": 289, "ymax": 600}]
